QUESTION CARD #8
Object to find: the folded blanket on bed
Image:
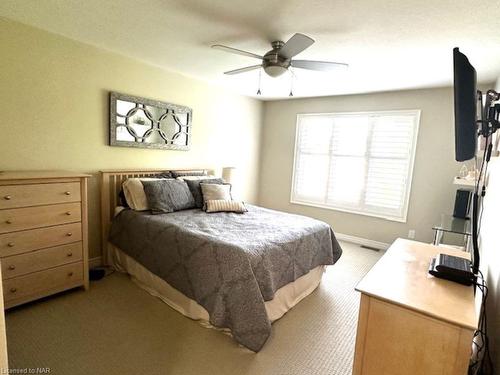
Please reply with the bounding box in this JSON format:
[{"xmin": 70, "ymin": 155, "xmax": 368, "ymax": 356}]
[{"xmin": 109, "ymin": 204, "xmax": 342, "ymax": 351}]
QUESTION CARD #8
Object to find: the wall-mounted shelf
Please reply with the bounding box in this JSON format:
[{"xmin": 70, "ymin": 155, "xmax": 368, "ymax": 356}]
[{"xmin": 453, "ymin": 177, "xmax": 475, "ymax": 190}]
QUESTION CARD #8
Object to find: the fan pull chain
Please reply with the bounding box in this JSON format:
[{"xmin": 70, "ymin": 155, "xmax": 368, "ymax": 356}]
[
  {"xmin": 257, "ymin": 69, "xmax": 262, "ymax": 95},
  {"xmin": 289, "ymin": 68, "xmax": 295, "ymax": 97}
]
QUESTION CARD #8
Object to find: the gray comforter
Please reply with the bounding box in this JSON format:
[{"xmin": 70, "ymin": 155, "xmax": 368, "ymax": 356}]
[{"xmin": 109, "ymin": 204, "xmax": 342, "ymax": 351}]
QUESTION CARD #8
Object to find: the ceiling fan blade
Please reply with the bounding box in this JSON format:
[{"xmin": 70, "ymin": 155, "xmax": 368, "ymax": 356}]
[
  {"xmin": 291, "ymin": 60, "xmax": 348, "ymax": 71},
  {"xmin": 211, "ymin": 45, "xmax": 262, "ymax": 60},
  {"xmin": 224, "ymin": 65, "xmax": 262, "ymax": 75},
  {"xmin": 278, "ymin": 33, "xmax": 315, "ymax": 59}
]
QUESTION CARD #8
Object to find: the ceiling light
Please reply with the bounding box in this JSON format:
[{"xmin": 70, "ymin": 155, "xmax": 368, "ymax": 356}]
[{"xmin": 264, "ymin": 65, "xmax": 288, "ymax": 78}]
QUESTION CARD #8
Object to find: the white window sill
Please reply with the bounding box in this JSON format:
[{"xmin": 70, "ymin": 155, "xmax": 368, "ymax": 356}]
[{"xmin": 290, "ymin": 199, "xmax": 408, "ymax": 223}]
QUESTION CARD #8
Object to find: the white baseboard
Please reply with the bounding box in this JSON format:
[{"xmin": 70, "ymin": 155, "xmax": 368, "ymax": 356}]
[
  {"xmin": 89, "ymin": 256, "xmax": 102, "ymax": 268},
  {"xmin": 336, "ymin": 233, "xmax": 390, "ymax": 250}
]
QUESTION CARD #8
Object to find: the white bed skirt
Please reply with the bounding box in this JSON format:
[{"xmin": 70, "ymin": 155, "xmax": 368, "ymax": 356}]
[{"xmin": 108, "ymin": 243, "xmax": 325, "ymax": 323}]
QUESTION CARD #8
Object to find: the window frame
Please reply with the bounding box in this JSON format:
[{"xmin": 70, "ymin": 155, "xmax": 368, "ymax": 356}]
[{"xmin": 290, "ymin": 110, "xmax": 421, "ymax": 223}]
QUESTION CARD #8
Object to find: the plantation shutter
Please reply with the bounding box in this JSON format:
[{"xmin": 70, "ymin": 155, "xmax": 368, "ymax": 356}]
[{"xmin": 291, "ymin": 111, "xmax": 419, "ymax": 222}]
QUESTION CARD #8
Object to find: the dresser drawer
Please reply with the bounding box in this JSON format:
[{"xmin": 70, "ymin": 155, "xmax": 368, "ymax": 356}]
[
  {"xmin": 1, "ymin": 242, "xmax": 83, "ymax": 279},
  {"xmin": 3, "ymin": 262, "xmax": 83, "ymax": 304},
  {"xmin": 0, "ymin": 202, "xmax": 81, "ymax": 234},
  {"xmin": 0, "ymin": 223, "xmax": 82, "ymax": 257},
  {"xmin": 0, "ymin": 182, "xmax": 81, "ymax": 209}
]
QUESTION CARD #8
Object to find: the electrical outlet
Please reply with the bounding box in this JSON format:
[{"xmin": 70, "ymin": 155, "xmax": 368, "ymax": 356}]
[{"xmin": 408, "ymin": 229, "xmax": 416, "ymax": 239}]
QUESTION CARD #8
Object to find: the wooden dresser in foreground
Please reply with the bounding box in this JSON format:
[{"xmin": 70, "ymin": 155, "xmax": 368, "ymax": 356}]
[
  {"xmin": 0, "ymin": 171, "xmax": 90, "ymax": 309},
  {"xmin": 353, "ymin": 239, "xmax": 477, "ymax": 375}
]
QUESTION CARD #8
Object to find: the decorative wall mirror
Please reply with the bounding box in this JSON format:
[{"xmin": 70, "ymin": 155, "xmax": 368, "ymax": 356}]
[{"xmin": 109, "ymin": 92, "xmax": 192, "ymax": 150}]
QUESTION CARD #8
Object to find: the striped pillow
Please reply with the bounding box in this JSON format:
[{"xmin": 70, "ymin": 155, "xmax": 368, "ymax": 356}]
[{"xmin": 205, "ymin": 200, "xmax": 247, "ymax": 213}]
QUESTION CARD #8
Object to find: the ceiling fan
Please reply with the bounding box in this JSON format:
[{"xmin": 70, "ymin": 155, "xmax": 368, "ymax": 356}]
[{"xmin": 212, "ymin": 33, "xmax": 348, "ymax": 78}]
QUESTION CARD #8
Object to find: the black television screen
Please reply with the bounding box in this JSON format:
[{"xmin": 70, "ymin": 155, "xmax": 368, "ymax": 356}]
[{"xmin": 453, "ymin": 47, "xmax": 477, "ymax": 162}]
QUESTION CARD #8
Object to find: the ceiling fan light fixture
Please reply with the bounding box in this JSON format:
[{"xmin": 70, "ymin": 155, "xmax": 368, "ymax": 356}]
[
  {"xmin": 263, "ymin": 65, "xmax": 288, "ymax": 77},
  {"xmin": 213, "ymin": 33, "xmax": 348, "ymax": 96}
]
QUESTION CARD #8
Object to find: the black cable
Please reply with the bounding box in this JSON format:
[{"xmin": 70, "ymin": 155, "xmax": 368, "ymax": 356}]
[
  {"xmin": 470, "ymin": 274, "xmax": 486, "ymax": 373},
  {"xmin": 477, "ymin": 271, "xmax": 493, "ymax": 374},
  {"xmin": 471, "ymin": 193, "xmax": 480, "ymax": 275},
  {"xmin": 476, "ymin": 160, "xmax": 489, "ymax": 232},
  {"xmin": 471, "ymin": 134, "xmax": 489, "ymax": 275},
  {"xmin": 475, "ymin": 156, "xmax": 488, "ymax": 245},
  {"xmin": 469, "ymin": 271, "xmax": 493, "ymax": 375},
  {"xmin": 470, "ymin": 275, "xmax": 485, "ymax": 372},
  {"xmin": 475, "ymin": 135, "xmax": 489, "ymax": 193}
]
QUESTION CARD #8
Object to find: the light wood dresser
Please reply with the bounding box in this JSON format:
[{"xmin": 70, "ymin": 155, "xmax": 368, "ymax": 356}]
[
  {"xmin": 0, "ymin": 171, "xmax": 90, "ymax": 309},
  {"xmin": 353, "ymin": 239, "xmax": 477, "ymax": 375}
]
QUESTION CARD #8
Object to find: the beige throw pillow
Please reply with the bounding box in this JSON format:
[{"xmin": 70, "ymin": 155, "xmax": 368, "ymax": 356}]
[{"xmin": 200, "ymin": 183, "xmax": 231, "ymax": 208}]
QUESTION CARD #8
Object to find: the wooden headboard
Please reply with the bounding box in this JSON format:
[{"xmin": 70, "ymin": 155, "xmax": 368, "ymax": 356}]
[{"xmin": 100, "ymin": 168, "xmax": 212, "ymax": 264}]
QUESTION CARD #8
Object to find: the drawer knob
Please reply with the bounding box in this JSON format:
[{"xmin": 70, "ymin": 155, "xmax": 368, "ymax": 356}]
[
  {"xmin": 7, "ymin": 242, "xmax": 14, "ymax": 247},
  {"xmin": 65, "ymin": 212, "xmax": 72, "ymax": 216},
  {"xmin": 5, "ymin": 219, "xmax": 12, "ymax": 224},
  {"xmin": 8, "ymin": 265, "xmax": 15, "ymax": 270},
  {"xmin": 10, "ymin": 288, "xmax": 16, "ymax": 293},
  {"xmin": 65, "ymin": 191, "xmax": 71, "ymax": 196},
  {"xmin": 66, "ymin": 232, "xmax": 72, "ymax": 237},
  {"xmin": 68, "ymin": 272, "xmax": 74, "ymax": 277},
  {"xmin": 67, "ymin": 252, "xmax": 73, "ymax": 257},
  {"xmin": 3, "ymin": 195, "xmax": 11, "ymax": 200}
]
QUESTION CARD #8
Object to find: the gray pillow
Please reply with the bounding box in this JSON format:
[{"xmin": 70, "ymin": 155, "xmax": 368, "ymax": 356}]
[
  {"xmin": 185, "ymin": 178, "xmax": 224, "ymax": 208},
  {"xmin": 154, "ymin": 171, "xmax": 174, "ymax": 178},
  {"xmin": 170, "ymin": 170, "xmax": 207, "ymax": 178},
  {"xmin": 142, "ymin": 179, "xmax": 195, "ymax": 214}
]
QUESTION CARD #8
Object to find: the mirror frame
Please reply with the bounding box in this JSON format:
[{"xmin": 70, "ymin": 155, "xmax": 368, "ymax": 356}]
[{"xmin": 109, "ymin": 91, "xmax": 192, "ymax": 150}]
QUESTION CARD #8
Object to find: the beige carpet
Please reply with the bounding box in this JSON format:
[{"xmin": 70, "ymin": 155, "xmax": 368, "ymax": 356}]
[{"xmin": 5, "ymin": 241, "xmax": 382, "ymax": 375}]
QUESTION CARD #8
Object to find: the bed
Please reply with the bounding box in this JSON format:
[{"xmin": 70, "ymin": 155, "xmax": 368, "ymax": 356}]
[{"xmin": 101, "ymin": 169, "xmax": 342, "ymax": 351}]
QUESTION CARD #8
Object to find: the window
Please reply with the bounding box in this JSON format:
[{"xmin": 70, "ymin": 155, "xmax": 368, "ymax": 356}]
[{"xmin": 291, "ymin": 110, "xmax": 420, "ymax": 222}]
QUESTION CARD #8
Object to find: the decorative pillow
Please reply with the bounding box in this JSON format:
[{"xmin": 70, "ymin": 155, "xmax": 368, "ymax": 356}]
[
  {"xmin": 170, "ymin": 170, "xmax": 207, "ymax": 178},
  {"xmin": 205, "ymin": 200, "xmax": 247, "ymax": 213},
  {"xmin": 122, "ymin": 177, "xmax": 172, "ymax": 211},
  {"xmin": 142, "ymin": 179, "xmax": 196, "ymax": 214},
  {"xmin": 185, "ymin": 178, "xmax": 224, "ymax": 208},
  {"xmin": 200, "ymin": 183, "xmax": 232, "ymax": 209}
]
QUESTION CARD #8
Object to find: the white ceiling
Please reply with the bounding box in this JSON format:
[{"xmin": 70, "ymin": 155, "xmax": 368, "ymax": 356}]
[{"xmin": 1, "ymin": 0, "xmax": 500, "ymax": 100}]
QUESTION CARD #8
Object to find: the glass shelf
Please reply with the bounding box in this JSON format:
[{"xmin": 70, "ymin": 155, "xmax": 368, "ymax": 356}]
[{"xmin": 432, "ymin": 214, "xmax": 471, "ymax": 236}]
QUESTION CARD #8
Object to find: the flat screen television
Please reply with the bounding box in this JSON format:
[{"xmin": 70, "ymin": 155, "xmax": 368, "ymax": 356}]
[{"xmin": 453, "ymin": 47, "xmax": 477, "ymax": 162}]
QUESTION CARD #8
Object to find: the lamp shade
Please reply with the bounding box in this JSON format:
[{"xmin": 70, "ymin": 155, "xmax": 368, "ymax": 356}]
[{"xmin": 222, "ymin": 167, "xmax": 236, "ymax": 184}]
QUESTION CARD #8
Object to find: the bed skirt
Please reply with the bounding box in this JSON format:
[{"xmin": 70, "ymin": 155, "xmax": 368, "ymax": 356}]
[{"xmin": 107, "ymin": 243, "xmax": 325, "ymax": 323}]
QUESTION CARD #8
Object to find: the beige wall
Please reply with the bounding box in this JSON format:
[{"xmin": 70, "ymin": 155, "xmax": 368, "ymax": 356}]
[
  {"xmin": 0, "ymin": 18, "xmax": 263, "ymax": 259},
  {"xmin": 259, "ymin": 87, "xmax": 463, "ymax": 244}
]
